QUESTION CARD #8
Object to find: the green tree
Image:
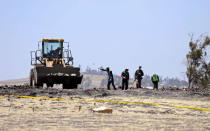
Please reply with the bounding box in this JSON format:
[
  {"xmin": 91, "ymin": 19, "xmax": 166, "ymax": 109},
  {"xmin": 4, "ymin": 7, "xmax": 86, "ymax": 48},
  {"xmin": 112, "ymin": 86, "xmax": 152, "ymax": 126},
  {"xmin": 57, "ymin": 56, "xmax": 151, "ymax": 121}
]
[{"xmin": 186, "ymin": 35, "xmax": 210, "ymax": 88}]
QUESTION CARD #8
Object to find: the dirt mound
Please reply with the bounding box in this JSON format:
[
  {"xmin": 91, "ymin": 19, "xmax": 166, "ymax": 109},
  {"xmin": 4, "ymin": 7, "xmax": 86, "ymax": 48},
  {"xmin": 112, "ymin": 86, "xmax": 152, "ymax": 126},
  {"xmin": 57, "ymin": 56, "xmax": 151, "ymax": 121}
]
[{"xmin": 0, "ymin": 86, "xmax": 210, "ymax": 99}]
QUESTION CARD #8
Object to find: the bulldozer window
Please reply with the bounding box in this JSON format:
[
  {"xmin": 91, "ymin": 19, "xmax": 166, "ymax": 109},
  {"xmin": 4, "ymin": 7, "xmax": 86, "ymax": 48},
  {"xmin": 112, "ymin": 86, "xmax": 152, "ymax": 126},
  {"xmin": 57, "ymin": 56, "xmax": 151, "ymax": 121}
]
[{"xmin": 43, "ymin": 42, "xmax": 62, "ymax": 58}]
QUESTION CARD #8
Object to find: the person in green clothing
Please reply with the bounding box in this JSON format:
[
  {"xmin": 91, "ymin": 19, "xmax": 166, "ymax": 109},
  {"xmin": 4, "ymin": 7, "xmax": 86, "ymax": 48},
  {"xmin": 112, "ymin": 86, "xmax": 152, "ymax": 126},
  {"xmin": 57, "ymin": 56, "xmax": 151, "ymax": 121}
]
[{"xmin": 151, "ymin": 74, "xmax": 159, "ymax": 90}]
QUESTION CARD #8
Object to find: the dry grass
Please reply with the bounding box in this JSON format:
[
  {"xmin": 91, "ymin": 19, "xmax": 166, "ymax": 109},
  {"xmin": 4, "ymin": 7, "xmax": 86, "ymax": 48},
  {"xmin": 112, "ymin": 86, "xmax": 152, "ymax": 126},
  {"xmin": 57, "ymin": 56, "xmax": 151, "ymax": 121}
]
[{"xmin": 0, "ymin": 92, "xmax": 210, "ymax": 131}]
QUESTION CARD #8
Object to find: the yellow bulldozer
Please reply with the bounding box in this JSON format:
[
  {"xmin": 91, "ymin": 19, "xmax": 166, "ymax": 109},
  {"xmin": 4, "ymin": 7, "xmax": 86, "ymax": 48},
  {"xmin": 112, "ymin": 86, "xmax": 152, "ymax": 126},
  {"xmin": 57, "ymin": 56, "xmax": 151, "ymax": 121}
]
[{"xmin": 30, "ymin": 39, "xmax": 83, "ymax": 89}]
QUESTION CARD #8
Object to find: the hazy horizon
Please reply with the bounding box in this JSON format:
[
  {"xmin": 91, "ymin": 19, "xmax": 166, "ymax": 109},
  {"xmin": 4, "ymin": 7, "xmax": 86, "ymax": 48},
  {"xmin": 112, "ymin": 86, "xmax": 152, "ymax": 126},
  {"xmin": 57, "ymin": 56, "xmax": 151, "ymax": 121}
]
[{"xmin": 0, "ymin": 0, "xmax": 209, "ymax": 81}]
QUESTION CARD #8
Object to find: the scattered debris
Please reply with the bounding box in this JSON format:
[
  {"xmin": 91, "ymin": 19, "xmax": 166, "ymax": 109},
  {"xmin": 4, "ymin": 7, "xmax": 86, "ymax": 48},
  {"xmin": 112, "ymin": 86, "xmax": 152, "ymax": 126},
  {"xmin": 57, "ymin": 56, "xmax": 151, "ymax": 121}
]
[
  {"xmin": 92, "ymin": 107, "xmax": 113, "ymax": 114},
  {"xmin": 78, "ymin": 106, "xmax": 82, "ymax": 111},
  {"xmin": 0, "ymin": 85, "xmax": 210, "ymax": 99},
  {"xmin": 29, "ymin": 92, "xmax": 37, "ymax": 97}
]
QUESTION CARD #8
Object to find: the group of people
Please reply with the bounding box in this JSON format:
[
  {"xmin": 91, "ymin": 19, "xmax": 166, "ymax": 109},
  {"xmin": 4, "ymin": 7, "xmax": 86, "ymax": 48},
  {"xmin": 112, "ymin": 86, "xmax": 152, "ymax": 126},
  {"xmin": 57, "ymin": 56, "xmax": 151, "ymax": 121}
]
[{"xmin": 100, "ymin": 66, "xmax": 159, "ymax": 90}]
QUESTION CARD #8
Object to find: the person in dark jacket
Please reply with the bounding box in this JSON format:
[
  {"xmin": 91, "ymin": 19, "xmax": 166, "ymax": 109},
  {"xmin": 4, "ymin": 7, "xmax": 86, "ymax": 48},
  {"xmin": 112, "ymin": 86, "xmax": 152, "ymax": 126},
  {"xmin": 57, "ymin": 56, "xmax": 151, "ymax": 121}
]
[
  {"xmin": 121, "ymin": 68, "xmax": 129, "ymax": 90},
  {"xmin": 151, "ymin": 74, "xmax": 159, "ymax": 90},
  {"xmin": 135, "ymin": 66, "xmax": 144, "ymax": 88},
  {"xmin": 100, "ymin": 67, "xmax": 116, "ymax": 90}
]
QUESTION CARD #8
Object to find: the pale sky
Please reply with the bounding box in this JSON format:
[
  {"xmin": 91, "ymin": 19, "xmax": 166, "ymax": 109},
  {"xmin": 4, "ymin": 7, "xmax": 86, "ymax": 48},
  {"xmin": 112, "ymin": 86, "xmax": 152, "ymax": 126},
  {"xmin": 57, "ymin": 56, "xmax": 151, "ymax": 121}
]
[{"xmin": 0, "ymin": 0, "xmax": 209, "ymax": 80}]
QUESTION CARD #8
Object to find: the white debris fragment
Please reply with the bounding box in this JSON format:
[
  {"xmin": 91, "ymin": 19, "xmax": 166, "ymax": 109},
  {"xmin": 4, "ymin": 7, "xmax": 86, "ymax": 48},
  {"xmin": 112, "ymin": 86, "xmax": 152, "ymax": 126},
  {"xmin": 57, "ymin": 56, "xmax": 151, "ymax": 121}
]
[{"xmin": 92, "ymin": 106, "xmax": 113, "ymax": 114}]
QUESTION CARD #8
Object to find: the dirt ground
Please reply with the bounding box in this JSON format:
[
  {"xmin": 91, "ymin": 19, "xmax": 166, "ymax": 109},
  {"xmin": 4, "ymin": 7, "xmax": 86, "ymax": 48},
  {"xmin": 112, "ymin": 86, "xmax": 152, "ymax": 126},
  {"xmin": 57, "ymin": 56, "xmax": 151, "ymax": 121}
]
[{"xmin": 0, "ymin": 86, "xmax": 210, "ymax": 131}]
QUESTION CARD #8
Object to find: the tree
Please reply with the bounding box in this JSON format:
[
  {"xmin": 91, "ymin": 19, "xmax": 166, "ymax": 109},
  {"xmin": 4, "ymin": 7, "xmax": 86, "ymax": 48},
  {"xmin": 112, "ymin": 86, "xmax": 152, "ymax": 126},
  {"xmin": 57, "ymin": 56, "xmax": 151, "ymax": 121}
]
[{"xmin": 186, "ymin": 34, "xmax": 210, "ymax": 88}]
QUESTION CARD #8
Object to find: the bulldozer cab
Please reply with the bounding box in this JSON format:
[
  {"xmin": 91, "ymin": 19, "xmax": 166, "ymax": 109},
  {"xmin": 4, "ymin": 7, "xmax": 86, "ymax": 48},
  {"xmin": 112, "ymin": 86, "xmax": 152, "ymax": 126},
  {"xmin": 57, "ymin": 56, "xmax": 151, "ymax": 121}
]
[
  {"xmin": 42, "ymin": 39, "xmax": 63, "ymax": 58},
  {"xmin": 31, "ymin": 39, "xmax": 73, "ymax": 66}
]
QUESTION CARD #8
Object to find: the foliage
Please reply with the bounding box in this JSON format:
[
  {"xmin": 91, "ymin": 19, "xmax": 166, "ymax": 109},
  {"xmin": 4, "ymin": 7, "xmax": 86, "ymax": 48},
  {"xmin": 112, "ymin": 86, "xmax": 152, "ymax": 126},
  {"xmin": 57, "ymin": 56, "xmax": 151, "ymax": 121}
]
[{"xmin": 186, "ymin": 34, "xmax": 210, "ymax": 88}]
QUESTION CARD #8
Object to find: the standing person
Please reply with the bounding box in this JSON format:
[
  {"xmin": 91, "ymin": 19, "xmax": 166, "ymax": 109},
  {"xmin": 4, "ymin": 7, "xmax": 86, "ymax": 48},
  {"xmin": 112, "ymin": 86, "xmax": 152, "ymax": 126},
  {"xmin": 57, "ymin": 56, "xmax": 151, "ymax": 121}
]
[
  {"xmin": 151, "ymin": 74, "xmax": 159, "ymax": 90},
  {"xmin": 121, "ymin": 68, "xmax": 129, "ymax": 90},
  {"xmin": 134, "ymin": 66, "xmax": 144, "ymax": 88},
  {"xmin": 100, "ymin": 67, "xmax": 116, "ymax": 90}
]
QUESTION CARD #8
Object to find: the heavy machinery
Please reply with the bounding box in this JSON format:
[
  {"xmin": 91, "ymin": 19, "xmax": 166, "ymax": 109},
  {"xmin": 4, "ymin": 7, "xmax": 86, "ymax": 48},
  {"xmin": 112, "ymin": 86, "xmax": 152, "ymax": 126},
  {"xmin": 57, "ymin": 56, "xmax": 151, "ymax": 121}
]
[{"xmin": 30, "ymin": 39, "xmax": 83, "ymax": 89}]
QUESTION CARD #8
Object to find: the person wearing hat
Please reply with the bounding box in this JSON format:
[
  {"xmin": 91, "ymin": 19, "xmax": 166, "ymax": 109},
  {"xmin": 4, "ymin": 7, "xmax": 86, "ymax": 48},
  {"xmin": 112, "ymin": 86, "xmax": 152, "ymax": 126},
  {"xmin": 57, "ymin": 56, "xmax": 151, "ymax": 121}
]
[
  {"xmin": 121, "ymin": 68, "xmax": 129, "ymax": 90},
  {"xmin": 134, "ymin": 66, "xmax": 144, "ymax": 88},
  {"xmin": 100, "ymin": 67, "xmax": 116, "ymax": 90}
]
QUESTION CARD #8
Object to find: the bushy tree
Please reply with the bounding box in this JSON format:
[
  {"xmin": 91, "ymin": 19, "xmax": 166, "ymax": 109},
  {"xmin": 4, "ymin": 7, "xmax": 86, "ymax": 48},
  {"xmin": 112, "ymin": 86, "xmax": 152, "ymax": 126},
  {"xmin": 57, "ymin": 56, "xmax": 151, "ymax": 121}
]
[{"xmin": 186, "ymin": 35, "xmax": 210, "ymax": 88}]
